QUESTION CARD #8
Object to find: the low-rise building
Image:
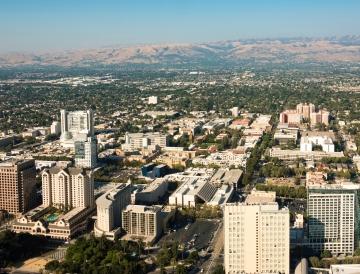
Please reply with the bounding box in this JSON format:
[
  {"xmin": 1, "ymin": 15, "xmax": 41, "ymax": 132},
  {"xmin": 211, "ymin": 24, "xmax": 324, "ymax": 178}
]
[{"xmin": 134, "ymin": 178, "xmax": 168, "ymax": 204}]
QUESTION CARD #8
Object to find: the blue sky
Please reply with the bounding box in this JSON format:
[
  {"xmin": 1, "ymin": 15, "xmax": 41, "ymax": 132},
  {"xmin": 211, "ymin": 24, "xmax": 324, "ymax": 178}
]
[{"xmin": 1, "ymin": 0, "xmax": 360, "ymax": 53}]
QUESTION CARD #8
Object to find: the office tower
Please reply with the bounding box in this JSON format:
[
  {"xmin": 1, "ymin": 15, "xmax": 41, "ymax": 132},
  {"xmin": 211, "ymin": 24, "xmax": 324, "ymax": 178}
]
[
  {"xmin": 50, "ymin": 121, "xmax": 61, "ymax": 135},
  {"xmin": 60, "ymin": 109, "xmax": 94, "ymax": 148},
  {"xmin": 0, "ymin": 159, "xmax": 37, "ymax": 214},
  {"xmin": 307, "ymin": 183, "xmax": 360, "ymax": 255},
  {"xmin": 148, "ymin": 96, "xmax": 158, "ymax": 105},
  {"xmin": 224, "ymin": 202, "xmax": 289, "ymax": 274},
  {"xmin": 41, "ymin": 166, "xmax": 94, "ymax": 210},
  {"xmin": 122, "ymin": 205, "xmax": 162, "ymax": 243},
  {"xmin": 75, "ymin": 137, "xmax": 97, "ymax": 169},
  {"xmin": 94, "ymin": 183, "xmax": 131, "ymax": 240}
]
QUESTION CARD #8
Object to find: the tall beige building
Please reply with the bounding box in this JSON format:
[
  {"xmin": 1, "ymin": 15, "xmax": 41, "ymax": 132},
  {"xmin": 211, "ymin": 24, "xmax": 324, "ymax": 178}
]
[
  {"xmin": 224, "ymin": 201, "xmax": 289, "ymax": 274},
  {"xmin": 94, "ymin": 183, "xmax": 131, "ymax": 240},
  {"xmin": 122, "ymin": 205, "xmax": 163, "ymax": 243},
  {"xmin": 0, "ymin": 159, "xmax": 37, "ymax": 214},
  {"xmin": 41, "ymin": 166, "xmax": 94, "ymax": 210}
]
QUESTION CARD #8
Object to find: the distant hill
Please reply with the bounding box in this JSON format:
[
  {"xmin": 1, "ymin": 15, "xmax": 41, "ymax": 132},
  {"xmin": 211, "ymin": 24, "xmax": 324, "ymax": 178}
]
[{"xmin": 1, "ymin": 36, "xmax": 360, "ymax": 68}]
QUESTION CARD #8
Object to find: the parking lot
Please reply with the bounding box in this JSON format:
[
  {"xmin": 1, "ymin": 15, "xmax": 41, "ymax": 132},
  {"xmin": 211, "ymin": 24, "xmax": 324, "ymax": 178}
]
[{"xmin": 159, "ymin": 219, "xmax": 220, "ymax": 251}]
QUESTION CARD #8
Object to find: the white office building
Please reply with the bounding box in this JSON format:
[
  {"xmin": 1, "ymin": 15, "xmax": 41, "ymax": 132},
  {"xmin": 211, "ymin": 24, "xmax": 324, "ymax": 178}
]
[
  {"xmin": 122, "ymin": 132, "xmax": 168, "ymax": 151},
  {"xmin": 94, "ymin": 183, "xmax": 131, "ymax": 240},
  {"xmin": 60, "ymin": 109, "xmax": 94, "ymax": 148},
  {"xmin": 307, "ymin": 182, "xmax": 360, "ymax": 255},
  {"xmin": 50, "ymin": 121, "xmax": 61, "ymax": 135},
  {"xmin": 224, "ymin": 202, "xmax": 290, "ymax": 274},
  {"xmin": 148, "ymin": 96, "xmax": 158, "ymax": 105}
]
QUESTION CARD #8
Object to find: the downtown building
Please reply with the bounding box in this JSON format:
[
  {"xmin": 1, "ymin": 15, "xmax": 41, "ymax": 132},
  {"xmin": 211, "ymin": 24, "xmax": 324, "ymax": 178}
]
[
  {"xmin": 121, "ymin": 132, "xmax": 168, "ymax": 151},
  {"xmin": 224, "ymin": 190, "xmax": 289, "ymax": 274},
  {"xmin": 12, "ymin": 166, "xmax": 95, "ymax": 240},
  {"xmin": 0, "ymin": 159, "xmax": 37, "ymax": 214},
  {"xmin": 60, "ymin": 109, "xmax": 94, "ymax": 148},
  {"xmin": 94, "ymin": 183, "xmax": 132, "ymax": 240},
  {"xmin": 307, "ymin": 182, "xmax": 360, "ymax": 255},
  {"xmin": 121, "ymin": 204, "xmax": 174, "ymax": 244}
]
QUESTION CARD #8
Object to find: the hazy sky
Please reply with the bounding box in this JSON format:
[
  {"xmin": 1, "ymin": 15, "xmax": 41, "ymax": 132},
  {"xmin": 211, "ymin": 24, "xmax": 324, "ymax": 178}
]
[{"xmin": 1, "ymin": 0, "xmax": 360, "ymax": 53}]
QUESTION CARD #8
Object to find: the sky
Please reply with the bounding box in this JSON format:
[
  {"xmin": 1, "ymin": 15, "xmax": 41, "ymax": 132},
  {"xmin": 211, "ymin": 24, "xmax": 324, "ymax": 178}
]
[{"xmin": 1, "ymin": 0, "xmax": 360, "ymax": 53}]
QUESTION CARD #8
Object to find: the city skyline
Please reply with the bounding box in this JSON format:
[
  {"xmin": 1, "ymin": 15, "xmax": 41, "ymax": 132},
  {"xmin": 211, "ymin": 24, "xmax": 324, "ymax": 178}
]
[{"xmin": 1, "ymin": 0, "xmax": 360, "ymax": 53}]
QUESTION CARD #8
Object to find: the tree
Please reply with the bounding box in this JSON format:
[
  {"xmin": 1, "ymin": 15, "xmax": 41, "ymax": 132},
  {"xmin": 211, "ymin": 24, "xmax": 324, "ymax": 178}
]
[
  {"xmin": 212, "ymin": 264, "xmax": 225, "ymax": 274},
  {"xmin": 175, "ymin": 264, "xmax": 187, "ymax": 274},
  {"xmin": 320, "ymin": 250, "xmax": 332, "ymax": 258},
  {"xmin": 309, "ymin": 256, "xmax": 321, "ymax": 268}
]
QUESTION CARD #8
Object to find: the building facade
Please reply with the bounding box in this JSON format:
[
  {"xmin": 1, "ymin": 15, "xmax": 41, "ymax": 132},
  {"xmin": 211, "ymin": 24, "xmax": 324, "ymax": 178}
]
[
  {"xmin": 122, "ymin": 132, "xmax": 168, "ymax": 151},
  {"xmin": 0, "ymin": 159, "xmax": 37, "ymax": 214},
  {"xmin": 307, "ymin": 183, "xmax": 360, "ymax": 255},
  {"xmin": 74, "ymin": 137, "xmax": 97, "ymax": 169},
  {"xmin": 60, "ymin": 109, "xmax": 94, "ymax": 148},
  {"xmin": 224, "ymin": 203, "xmax": 289, "ymax": 274},
  {"xmin": 94, "ymin": 183, "xmax": 131, "ymax": 240},
  {"xmin": 12, "ymin": 166, "xmax": 95, "ymax": 240},
  {"xmin": 42, "ymin": 166, "xmax": 94, "ymax": 210},
  {"xmin": 122, "ymin": 205, "xmax": 162, "ymax": 243}
]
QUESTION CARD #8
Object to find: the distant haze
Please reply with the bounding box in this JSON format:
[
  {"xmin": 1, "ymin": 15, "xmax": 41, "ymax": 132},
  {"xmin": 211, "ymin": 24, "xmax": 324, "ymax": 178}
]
[
  {"xmin": 1, "ymin": 0, "xmax": 360, "ymax": 53},
  {"xmin": 1, "ymin": 37, "xmax": 360, "ymax": 68}
]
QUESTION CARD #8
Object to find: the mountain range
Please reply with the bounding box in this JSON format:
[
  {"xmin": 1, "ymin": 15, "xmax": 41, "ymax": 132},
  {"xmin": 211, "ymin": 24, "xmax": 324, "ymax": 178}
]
[{"xmin": 1, "ymin": 36, "xmax": 360, "ymax": 68}]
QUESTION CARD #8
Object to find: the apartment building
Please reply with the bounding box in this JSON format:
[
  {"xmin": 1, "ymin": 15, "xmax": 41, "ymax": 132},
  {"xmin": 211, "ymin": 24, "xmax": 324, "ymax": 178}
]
[
  {"xmin": 122, "ymin": 205, "xmax": 166, "ymax": 243},
  {"xmin": 41, "ymin": 166, "xmax": 94, "ymax": 210},
  {"xmin": 0, "ymin": 159, "xmax": 37, "ymax": 214}
]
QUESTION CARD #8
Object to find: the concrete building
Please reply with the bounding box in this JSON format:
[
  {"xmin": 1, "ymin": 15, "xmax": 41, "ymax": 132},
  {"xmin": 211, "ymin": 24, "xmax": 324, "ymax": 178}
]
[
  {"xmin": 148, "ymin": 96, "xmax": 158, "ymax": 105},
  {"xmin": 224, "ymin": 202, "xmax": 289, "ymax": 274},
  {"xmin": 12, "ymin": 166, "xmax": 95, "ymax": 240},
  {"xmin": 50, "ymin": 121, "xmax": 61, "ymax": 135},
  {"xmin": 122, "ymin": 132, "xmax": 168, "ymax": 151},
  {"xmin": 300, "ymin": 135, "xmax": 335, "ymax": 153},
  {"xmin": 122, "ymin": 205, "xmax": 174, "ymax": 243},
  {"xmin": 94, "ymin": 183, "xmax": 131, "ymax": 240},
  {"xmin": 230, "ymin": 106, "xmax": 239, "ymax": 117},
  {"xmin": 74, "ymin": 137, "xmax": 97, "ymax": 169},
  {"xmin": 269, "ymin": 147, "xmax": 344, "ymax": 161},
  {"xmin": 134, "ymin": 178, "xmax": 168, "ymax": 204},
  {"xmin": 167, "ymin": 168, "xmax": 217, "ymax": 207},
  {"xmin": 41, "ymin": 166, "xmax": 94, "ymax": 210},
  {"xmin": 310, "ymin": 110, "xmax": 329, "ymax": 126},
  {"xmin": 60, "ymin": 109, "xmax": 94, "ymax": 148},
  {"xmin": 307, "ymin": 182, "xmax": 360, "ymax": 255},
  {"xmin": 0, "ymin": 159, "xmax": 37, "ymax": 214}
]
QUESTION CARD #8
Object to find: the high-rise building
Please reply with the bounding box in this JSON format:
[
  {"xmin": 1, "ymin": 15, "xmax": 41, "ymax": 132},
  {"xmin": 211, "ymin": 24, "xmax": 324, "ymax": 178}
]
[
  {"xmin": 50, "ymin": 121, "xmax": 61, "ymax": 135},
  {"xmin": 224, "ymin": 201, "xmax": 289, "ymax": 274},
  {"xmin": 60, "ymin": 109, "xmax": 94, "ymax": 148},
  {"xmin": 94, "ymin": 183, "xmax": 131, "ymax": 240},
  {"xmin": 75, "ymin": 137, "xmax": 97, "ymax": 169},
  {"xmin": 122, "ymin": 205, "xmax": 163, "ymax": 243},
  {"xmin": 307, "ymin": 182, "xmax": 360, "ymax": 255},
  {"xmin": 41, "ymin": 166, "xmax": 94, "ymax": 210},
  {"xmin": 13, "ymin": 166, "xmax": 95, "ymax": 240},
  {"xmin": 0, "ymin": 159, "xmax": 37, "ymax": 214}
]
